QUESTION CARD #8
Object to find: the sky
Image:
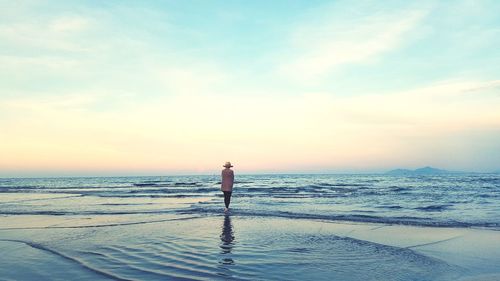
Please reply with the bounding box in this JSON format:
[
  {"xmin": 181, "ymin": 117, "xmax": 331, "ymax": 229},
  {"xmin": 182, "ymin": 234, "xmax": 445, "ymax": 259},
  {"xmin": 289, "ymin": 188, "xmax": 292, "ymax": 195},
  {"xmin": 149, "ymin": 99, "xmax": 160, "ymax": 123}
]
[{"xmin": 1, "ymin": 0, "xmax": 500, "ymax": 176}]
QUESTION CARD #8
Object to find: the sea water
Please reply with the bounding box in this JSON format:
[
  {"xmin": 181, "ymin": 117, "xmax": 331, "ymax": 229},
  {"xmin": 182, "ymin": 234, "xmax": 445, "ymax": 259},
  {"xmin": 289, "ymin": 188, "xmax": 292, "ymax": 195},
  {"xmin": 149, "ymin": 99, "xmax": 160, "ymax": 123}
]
[
  {"xmin": 1, "ymin": 173, "xmax": 499, "ymax": 228},
  {"xmin": 1, "ymin": 174, "xmax": 499, "ymax": 280}
]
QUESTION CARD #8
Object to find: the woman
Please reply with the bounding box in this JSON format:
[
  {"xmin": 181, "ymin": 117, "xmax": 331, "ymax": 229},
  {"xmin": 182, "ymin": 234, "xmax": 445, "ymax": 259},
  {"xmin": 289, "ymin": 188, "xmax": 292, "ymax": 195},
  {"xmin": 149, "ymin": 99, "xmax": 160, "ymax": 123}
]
[{"xmin": 221, "ymin": 161, "xmax": 234, "ymax": 212}]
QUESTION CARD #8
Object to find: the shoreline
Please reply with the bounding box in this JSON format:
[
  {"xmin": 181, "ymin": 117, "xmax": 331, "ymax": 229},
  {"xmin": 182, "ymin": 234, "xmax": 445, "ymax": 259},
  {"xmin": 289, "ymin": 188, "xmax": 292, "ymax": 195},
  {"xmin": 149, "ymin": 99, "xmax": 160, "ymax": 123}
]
[{"xmin": 1, "ymin": 214, "xmax": 499, "ymax": 280}]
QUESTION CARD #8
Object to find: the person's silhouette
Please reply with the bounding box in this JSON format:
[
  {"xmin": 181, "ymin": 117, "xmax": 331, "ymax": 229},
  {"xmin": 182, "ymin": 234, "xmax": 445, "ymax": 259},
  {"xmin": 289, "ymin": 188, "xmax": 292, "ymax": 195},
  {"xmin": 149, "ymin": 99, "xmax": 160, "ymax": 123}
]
[{"xmin": 221, "ymin": 162, "xmax": 234, "ymax": 212}]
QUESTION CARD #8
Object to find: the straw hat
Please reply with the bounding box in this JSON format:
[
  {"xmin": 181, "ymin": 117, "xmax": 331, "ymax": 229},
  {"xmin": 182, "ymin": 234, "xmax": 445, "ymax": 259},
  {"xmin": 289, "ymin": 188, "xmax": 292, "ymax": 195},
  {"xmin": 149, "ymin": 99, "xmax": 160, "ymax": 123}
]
[{"xmin": 223, "ymin": 161, "xmax": 233, "ymax": 168}]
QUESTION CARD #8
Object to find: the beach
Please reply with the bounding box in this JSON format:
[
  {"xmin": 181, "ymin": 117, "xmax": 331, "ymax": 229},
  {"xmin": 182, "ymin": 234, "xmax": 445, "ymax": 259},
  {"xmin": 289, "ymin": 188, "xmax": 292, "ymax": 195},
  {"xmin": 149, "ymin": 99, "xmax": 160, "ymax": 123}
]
[
  {"xmin": 1, "ymin": 214, "xmax": 499, "ymax": 280},
  {"xmin": 1, "ymin": 175, "xmax": 499, "ymax": 280}
]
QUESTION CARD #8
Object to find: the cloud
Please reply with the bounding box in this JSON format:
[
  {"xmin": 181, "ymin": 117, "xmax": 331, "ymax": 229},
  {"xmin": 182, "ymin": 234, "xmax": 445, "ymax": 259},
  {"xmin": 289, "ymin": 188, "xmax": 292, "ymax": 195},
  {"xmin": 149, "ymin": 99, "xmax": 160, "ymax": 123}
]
[
  {"xmin": 155, "ymin": 63, "xmax": 228, "ymax": 96},
  {"xmin": 2, "ymin": 77, "xmax": 498, "ymax": 172},
  {"xmin": 0, "ymin": 55, "xmax": 79, "ymax": 70},
  {"xmin": 278, "ymin": 7, "xmax": 428, "ymax": 83},
  {"xmin": 0, "ymin": 18, "xmax": 93, "ymax": 52},
  {"xmin": 49, "ymin": 16, "xmax": 90, "ymax": 32},
  {"xmin": 1, "ymin": 91, "xmax": 105, "ymax": 111}
]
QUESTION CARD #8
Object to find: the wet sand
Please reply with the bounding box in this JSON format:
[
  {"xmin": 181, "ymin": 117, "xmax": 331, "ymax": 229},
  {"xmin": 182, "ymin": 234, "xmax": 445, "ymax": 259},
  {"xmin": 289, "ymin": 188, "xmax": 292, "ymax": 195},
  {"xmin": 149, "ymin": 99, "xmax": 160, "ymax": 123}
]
[{"xmin": 1, "ymin": 214, "xmax": 499, "ymax": 280}]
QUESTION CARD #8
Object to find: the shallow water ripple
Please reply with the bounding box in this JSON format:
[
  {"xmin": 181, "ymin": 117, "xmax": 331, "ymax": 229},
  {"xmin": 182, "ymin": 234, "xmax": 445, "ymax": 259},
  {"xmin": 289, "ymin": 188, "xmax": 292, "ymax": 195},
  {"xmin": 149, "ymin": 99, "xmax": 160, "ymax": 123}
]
[{"xmin": 7, "ymin": 216, "xmax": 459, "ymax": 281}]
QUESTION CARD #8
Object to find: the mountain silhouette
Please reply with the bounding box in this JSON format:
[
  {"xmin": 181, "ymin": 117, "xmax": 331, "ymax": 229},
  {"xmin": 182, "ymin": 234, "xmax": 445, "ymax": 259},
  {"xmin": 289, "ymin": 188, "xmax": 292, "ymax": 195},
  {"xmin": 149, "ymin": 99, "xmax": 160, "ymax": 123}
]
[{"xmin": 386, "ymin": 166, "xmax": 452, "ymax": 175}]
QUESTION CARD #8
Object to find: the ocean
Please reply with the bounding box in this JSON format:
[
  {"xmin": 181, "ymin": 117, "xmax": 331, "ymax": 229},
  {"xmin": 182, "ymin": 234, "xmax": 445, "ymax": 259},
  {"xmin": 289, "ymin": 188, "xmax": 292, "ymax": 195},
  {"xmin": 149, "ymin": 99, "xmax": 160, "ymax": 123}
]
[
  {"xmin": 1, "ymin": 174, "xmax": 499, "ymax": 228},
  {"xmin": 1, "ymin": 174, "xmax": 499, "ymax": 281}
]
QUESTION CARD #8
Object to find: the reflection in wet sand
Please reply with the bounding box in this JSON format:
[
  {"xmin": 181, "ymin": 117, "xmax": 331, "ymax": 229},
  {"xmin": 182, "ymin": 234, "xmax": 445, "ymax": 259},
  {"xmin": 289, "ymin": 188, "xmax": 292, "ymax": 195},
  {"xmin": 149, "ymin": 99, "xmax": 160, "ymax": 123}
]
[{"xmin": 219, "ymin": 214, "xmax": 235, "ymax": 265}]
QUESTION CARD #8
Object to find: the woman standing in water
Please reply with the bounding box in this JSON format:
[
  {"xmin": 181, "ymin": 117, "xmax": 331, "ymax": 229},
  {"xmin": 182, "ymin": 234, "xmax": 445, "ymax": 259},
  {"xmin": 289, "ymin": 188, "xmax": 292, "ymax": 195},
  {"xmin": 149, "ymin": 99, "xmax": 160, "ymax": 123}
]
[{"xmin": 221, "ymin": 162, "xmax": 234, "ymax": 212}]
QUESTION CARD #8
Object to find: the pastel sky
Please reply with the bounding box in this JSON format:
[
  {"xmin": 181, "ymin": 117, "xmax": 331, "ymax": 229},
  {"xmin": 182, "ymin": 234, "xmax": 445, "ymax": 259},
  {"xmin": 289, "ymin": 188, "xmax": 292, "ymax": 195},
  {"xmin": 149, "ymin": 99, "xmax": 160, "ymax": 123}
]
[{"xmin": 1, "ymin": 0, "xmax": 500, "ymax": 176}]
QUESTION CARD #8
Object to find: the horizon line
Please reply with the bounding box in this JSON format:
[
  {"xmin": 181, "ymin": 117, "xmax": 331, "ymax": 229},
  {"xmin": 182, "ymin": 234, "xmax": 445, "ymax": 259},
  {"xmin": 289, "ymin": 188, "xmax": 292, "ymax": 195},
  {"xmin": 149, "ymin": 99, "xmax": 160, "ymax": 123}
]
[{"xmin": 1, "ymin": 170, "xmax": 498, "ymax": 179}]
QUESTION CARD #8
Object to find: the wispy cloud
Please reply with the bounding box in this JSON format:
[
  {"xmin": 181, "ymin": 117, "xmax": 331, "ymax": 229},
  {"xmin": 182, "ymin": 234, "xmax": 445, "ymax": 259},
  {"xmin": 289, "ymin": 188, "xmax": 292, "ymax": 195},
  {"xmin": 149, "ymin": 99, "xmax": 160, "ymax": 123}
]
[
  {"xmin": 155, "ymin": 63, "xmax": 229, "ymax": 96},
  {"xmin": 0, "ymin": 17, "xmax": 93, "ymax": 53},
  {"xmin": 49, "ymin": 16, "xmax": 91, "ymax": 32},
  {"xmin": 278, "ymin": 6, "xmax": 428, "ymax": 83},
  {"xmin": 2, "ymin": 77, "xmax": 498, "ymax": 172}
]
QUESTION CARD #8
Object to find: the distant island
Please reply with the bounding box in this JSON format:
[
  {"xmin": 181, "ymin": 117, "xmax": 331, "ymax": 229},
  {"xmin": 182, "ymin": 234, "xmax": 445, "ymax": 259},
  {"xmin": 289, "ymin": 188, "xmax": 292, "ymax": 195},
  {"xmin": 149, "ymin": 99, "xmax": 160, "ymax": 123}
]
[{"xmin": 386, "ymin": 166, "xmax": 456, "ymax": 175}]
